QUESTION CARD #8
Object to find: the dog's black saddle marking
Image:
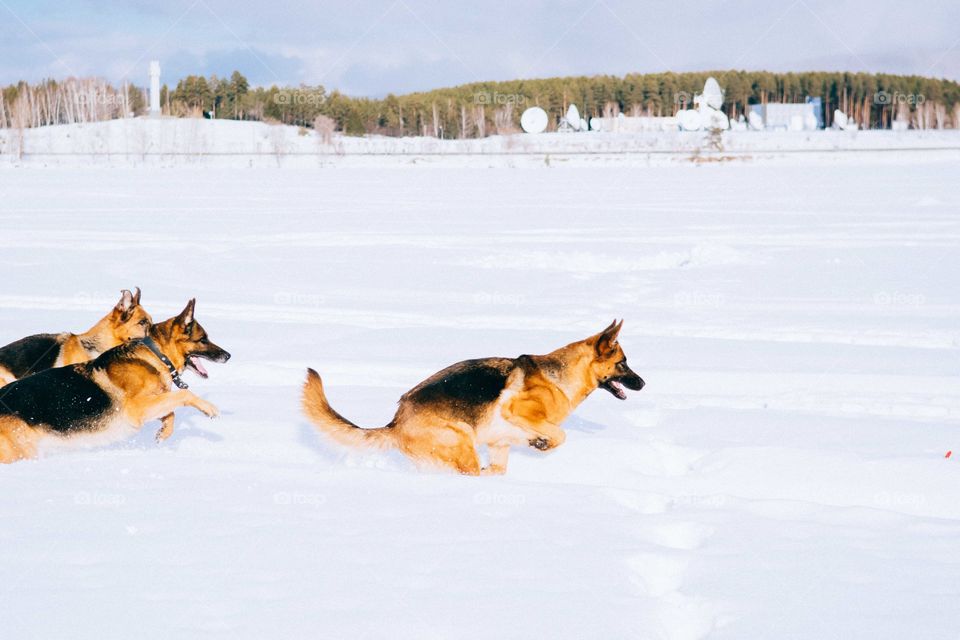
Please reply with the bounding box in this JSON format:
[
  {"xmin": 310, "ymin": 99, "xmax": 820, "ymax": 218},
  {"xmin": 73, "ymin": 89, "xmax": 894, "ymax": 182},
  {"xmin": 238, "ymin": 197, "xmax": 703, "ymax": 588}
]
[
  {"xmin": 405, "ymin": 359, "xmax": 513, "ymax": 424},
  {"xmin": 409, "ymin": 362, "xmax": 508, "ymax": 406},
  {"xmin": 0, "ymin": 333, "xmax": 63, "ymax": 379},
  {"xmin": 0, "ymin": 364, "xmax": 112, "ymax": 433}
]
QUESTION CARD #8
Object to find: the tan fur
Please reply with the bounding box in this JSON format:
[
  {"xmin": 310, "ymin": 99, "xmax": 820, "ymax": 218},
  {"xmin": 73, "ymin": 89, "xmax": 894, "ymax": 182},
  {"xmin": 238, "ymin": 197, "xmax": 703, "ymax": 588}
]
[
  {"xmin": 155, "ymin": 413, "xmax": 176, "ymax": 442},
  {"xmin": 0, "ymin": 416, "xmax": 42, "ymax": 464},
  {"xmin": 54, "ymin": 288, "xmax": 153, "ymax": 368},
  {"xmin": 0, "ymin": 300, "xmax": 228, "ymax": 464},
  {"xmin": 303, "ymin": 321, "xmax": 639, "ymax": 476},
  {"xmin": 0, "ymin": 288, "xmax": 152, "ymax": 385},
  {"xmin": 301, "ymin": 369, "xmax": 396, "ymax": 450},
  {"xmin": 109, "ymin": 300, "xmax": 224, "ymax": 442}
]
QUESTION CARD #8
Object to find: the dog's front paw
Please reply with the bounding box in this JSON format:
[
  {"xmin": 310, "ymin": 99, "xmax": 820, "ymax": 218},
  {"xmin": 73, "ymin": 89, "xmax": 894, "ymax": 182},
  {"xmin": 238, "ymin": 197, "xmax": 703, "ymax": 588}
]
[
  {"xmin": 196, "ymin": 400, "xmax": 220, "ymax": 419},
  {"xmin": 481, "ymin": 464, "xmax": 508, "ymax": 476}
]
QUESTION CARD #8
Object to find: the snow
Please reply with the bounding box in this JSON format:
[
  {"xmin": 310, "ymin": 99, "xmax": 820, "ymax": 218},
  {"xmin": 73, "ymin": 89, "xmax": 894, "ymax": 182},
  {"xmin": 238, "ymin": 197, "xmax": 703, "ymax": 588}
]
[
  {"xmin": 1, "ymin": 157, "xmax": 959, "ymax": 639},
  {"xmin": 2, "ymin": 117, "xmax": 960, "ymax": 168}
]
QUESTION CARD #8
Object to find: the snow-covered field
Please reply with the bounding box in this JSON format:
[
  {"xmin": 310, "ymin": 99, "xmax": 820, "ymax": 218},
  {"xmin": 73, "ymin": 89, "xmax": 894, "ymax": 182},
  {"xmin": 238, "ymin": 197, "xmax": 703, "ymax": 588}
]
[{"xmin": 1, "ymin": 161, "xmax": 959, "ymax": 639}]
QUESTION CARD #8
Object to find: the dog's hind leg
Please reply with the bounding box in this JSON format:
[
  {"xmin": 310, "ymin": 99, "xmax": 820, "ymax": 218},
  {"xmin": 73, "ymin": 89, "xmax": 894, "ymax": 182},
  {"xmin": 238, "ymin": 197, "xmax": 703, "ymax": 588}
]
[
  {"xmin": 403, "ymin": 421, "xmax": 482, "ymax": 476},
  {"xmin": 155, "ymin": 413, "xmax": 176, "ymax": 443},
  {"xmin": 450, "ymin": 444, "xmax": 482, "ymax": 476},
  {"xmin": 0, "ymin": 419, "xmax": 39, "ymax": 464}
]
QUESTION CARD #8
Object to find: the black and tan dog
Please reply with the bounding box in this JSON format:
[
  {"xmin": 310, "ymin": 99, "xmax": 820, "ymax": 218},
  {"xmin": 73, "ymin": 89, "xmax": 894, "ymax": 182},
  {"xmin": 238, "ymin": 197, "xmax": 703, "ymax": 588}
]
[
  {"xmin": 0, "ymin": 288, "xmax": 152, "ymax": 387},
  {"xmin": 0, "ymin": 300, "xmax": 230, "ymax": 464},
  {"xmin": 303, "ymin": 320, "xmax": 644, "ymax": 475}
]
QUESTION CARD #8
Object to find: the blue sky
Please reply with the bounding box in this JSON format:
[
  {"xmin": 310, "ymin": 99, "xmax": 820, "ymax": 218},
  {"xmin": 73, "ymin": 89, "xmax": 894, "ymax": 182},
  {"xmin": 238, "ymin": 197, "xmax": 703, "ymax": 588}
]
[{"xmin": 1, "ymin": 0, "xmax": 958, "ymax": 95}]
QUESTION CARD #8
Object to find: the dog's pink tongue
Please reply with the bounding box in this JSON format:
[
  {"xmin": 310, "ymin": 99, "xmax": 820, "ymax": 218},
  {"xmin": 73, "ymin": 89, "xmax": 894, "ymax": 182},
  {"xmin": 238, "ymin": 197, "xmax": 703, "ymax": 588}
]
[{"xmin": 190, "ymin": 357, "xmax": 208, "ymax": 376}]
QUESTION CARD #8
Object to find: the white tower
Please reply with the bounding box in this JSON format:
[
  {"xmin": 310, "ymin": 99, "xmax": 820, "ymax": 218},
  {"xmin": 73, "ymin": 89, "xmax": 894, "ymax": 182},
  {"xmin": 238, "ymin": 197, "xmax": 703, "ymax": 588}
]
[{"xmin": 149, "ymin": 61, "xmax": 161, "ymax": 116}]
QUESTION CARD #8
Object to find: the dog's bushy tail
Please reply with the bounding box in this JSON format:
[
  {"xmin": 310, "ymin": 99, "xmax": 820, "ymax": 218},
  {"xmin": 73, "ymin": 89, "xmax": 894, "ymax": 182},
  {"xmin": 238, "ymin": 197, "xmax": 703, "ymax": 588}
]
[{"xmin": 302, "ymin": 368, "xmax": 396, "ymax": 450}]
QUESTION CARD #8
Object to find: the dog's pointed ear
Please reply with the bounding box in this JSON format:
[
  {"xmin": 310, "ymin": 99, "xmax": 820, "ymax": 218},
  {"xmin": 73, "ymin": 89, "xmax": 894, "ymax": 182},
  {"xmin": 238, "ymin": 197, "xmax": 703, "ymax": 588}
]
[
  {"xmin": 132, "ymin": 287, "xmax": 141, "ymax": 306},
  {"xmin": 595, "ymin": 319, "xmax": 623, "ymax": 356},
  {"xmin": 116, "ymin": 289, "xmax": 136, "ymax": 320},
  {"xmin": 175, "ymin": 299, "xmax": 196, "ymax": 327}
]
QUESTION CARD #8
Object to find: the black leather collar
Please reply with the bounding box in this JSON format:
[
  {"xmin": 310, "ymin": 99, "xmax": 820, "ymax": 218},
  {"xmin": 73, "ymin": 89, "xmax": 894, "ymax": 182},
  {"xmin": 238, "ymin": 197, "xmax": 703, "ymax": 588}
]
[{"xmin": 140, "ymin": 336, "xmax": 189, "ymax": 389}]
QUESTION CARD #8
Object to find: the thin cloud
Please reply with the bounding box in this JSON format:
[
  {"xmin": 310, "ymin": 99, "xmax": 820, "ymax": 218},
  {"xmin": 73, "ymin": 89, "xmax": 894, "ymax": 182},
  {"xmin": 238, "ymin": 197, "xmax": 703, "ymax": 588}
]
[{"xmin": 1, "ymin": 0, "xmax": 957, "ymax": 93}]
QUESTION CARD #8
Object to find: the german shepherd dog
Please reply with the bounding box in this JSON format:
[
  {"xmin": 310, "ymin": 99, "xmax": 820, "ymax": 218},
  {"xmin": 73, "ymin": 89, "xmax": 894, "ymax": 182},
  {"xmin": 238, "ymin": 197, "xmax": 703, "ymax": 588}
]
[
  {"xmin": 0, "ymin": 288, "xmax": 152, "ymax": 387},
  {"xmin": 302, "ymin": 320, "xmax": 644, "ymax": 475},
  {"xmin": 0, "ymin": 300, "xmax": 230, "ymax": 464}
]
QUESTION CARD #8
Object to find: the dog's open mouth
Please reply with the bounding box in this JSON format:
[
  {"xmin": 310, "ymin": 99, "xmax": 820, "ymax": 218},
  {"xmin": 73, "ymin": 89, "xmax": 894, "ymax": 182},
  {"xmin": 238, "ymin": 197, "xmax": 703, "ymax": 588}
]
[
  {"xmin": 186, "ymin": 356, "xmax": 209, "ymax": 379},
  {"xmin": 600, "ymin": 374, "xmax": 644, "ymax": 400},
  {"xmin": 601, "ymin": 378, "xmax": 628, "ymax": 400}
]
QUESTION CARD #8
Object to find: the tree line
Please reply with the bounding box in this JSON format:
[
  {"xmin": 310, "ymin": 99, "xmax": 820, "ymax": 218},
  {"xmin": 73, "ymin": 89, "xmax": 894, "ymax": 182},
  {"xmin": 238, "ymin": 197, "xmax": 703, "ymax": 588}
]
[
  {"xmin": 3, "ymin": 70, "xmax": 959, "ymax": 135},
  {"xmin": 1, "ymin": 78, "xmax": 144, "ymax": 129}
]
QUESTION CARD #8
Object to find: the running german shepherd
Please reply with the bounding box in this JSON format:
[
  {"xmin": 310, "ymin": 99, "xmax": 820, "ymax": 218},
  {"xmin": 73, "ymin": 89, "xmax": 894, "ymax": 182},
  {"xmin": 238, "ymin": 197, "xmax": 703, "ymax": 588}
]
[
  {"xmin": 0, "ymin": 288, "xmax": 152, "ymax": 387},
  {"xmin": 302, "ymin": 320, "xmax": 644, "ymax": 475},
  {"xmin": 0, "ymin": 300, "xmax": 230, "ymax": 464}
]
